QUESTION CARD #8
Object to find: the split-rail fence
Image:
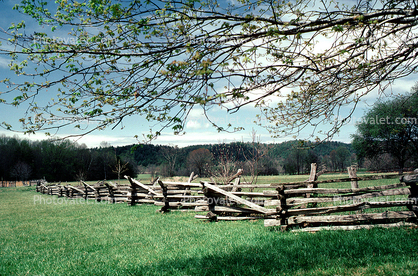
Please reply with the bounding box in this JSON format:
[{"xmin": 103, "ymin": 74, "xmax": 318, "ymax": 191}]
[{"xmin": 33, "ymin": 164, "xmax": 418, "ymax": 231}]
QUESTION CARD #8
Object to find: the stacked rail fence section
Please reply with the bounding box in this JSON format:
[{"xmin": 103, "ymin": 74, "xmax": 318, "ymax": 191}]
[{"xmin": 32, "ymin": 165, "xmax": 418, "ymax": 231}]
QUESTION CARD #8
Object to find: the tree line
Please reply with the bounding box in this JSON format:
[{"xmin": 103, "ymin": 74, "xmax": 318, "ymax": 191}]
[
  {"xmin": 0, "ymin": 135, "xmax": 355, "ymax": 182},
  {"xmin": 115, "ymin": 140, "xmax": 355, "ymax": 181},
  {"xmin": 0, "ymin": 137, "xmax": 136, "ymax": 182},
  {"xmin": 4, "ymin": 120, "xmax": 417, "ymax": 183}
]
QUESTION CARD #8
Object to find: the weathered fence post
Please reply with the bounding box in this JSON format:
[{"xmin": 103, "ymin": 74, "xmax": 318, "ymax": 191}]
[
  {"xmin": 95, "ymin": 186, "xmax": 102, "ymax": 202},
  {"xmin": 348, "ymin": 165, "xmax": 359, "ymax": 189},
  {"xmin": 105, "ymin": 183, "xmax": 115, "ymax": 203},
  {"xmin": 230, "ymin": 169, "xmax": 243, "ymax": 193},
  {"xmin": 202, "ymin": 182, "xmax": 218, "ymax": 221},
  {"xmin": 83, "ymin": 182, "xmax": 88, "ymax": 200},
  {"xmin": 277, "ymin": 185, "xmax": 288, "ymax": 231},
  {"xmin": 303, "ymin": 163, "xmax": 318, "ymax": 208},
  {"xmin": 131, "ymin": 184, "xmax": 137, "ymax": 206},
  {"xmin": 64, "ymin": 186, "xmax": 70, "ymax": 197},
  {"xmin": 348, "ymin": 165, "xmax": 360, "ymax": 212},
  {"xmin": 83, "ymin": 182, "xmax": 100, "ymax": 202},
  {"xmin": 181, "ymin": 172, "xmax": 196, "ymax": 203},
  {"xmin": 400, "ymin": 174, "xmax": 418, "ymax": 217},
  {"xmin": 158, "ymin": 179, "xmax": 170, "ymax": 213}
]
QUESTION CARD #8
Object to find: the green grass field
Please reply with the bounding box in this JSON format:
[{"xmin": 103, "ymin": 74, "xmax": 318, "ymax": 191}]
[{"xmin": 1, "ymin": 174, "xmax": 418, "ymax": 275}]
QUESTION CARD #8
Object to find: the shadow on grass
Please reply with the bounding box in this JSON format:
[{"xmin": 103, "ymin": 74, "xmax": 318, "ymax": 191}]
[{"xmin": 124, "ymin": 227, "xmax": 418, "ymax": 276}]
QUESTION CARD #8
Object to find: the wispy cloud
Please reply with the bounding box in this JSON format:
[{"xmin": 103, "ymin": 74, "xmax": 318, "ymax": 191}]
[
  {"xmin": 152, "ymin": 128, "xmax": 281, "ymax": 148},
  {"xmin": 186, "ymin": 120, "xmax": 202, "ymax": 129}
]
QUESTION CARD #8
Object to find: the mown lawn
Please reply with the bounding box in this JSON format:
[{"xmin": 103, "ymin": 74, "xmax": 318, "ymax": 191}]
[{"xmin": 1, "ymin": 175, "xmax": 418, "ymax": 276}]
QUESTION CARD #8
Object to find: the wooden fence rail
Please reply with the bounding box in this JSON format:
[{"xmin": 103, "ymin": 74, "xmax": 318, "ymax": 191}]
[
  {"xmin": 1, "ymin": 180, "xmax": 41, "ymax": 187},
  {"xmin": 36, "ymin": 181, "xmax": 130, "ymax": 203}
]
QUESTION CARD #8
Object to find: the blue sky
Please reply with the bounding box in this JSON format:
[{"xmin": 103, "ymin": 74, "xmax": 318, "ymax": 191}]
[{"xmin": 0, "ymin": 0, "xmax": 416, "ymax": 148}]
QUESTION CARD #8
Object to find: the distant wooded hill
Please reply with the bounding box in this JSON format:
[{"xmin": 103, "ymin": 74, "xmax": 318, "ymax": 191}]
[
  {"xmin": 97, "ymin": 140, "xmax": 355, "ymax": 179},
  {"xmin": 0, "ymin": 134, "xmax": 354, "ymax": 182}
]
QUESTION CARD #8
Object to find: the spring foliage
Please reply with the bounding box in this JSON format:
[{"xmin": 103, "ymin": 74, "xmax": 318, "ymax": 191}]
[{"xmin": 1, "ymin": 0, "xmax": 418, "ymax": 140}]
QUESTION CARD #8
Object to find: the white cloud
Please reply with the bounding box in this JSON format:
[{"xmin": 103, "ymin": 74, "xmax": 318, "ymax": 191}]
[
  {"xmin": 152, "ymin": 127, "xmax": 281, "ymax": 148},
  {"xmin": 186, "ymin": 120, "xmax": 202, "ymax": 129},
  {"xmin": 188, "ymin": 107, "xmax": 205, "ymax": 119},
  {"xmin": 73, "ymin": 134, "xmax": 137, "ymax": 148},
  {"xmin": 0, "ymin": 130, "xmax": 46, "ymax": 142},
  {"xmin": 0, "ymin": 129, "xmax": 137, "ymax": 148}
]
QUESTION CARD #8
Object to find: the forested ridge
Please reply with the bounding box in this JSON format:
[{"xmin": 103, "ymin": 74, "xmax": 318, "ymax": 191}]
[
  {"xmin": 1, "ymin": 135, "xmax": 356, "ymax": 182},
  {"xmin": 3, "ymin": 134, "xmax": 413, "ymax": 182}
]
